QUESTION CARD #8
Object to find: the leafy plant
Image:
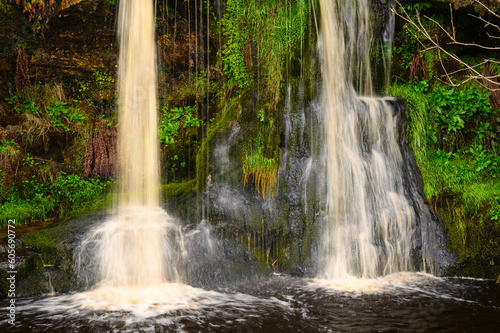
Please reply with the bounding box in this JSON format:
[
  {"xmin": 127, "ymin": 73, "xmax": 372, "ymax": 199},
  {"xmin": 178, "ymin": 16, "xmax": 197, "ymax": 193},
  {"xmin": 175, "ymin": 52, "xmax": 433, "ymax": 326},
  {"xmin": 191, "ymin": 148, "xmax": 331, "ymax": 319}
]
[
  {"xmin": 0, "ymin": 140, "xmax": 20, "ymax": 156},
  {"xmin": 158, "ymin": 105, "xmax": 200, "ymax": 146},
  {"xmin": 51, "ymin": 173, "xmax": 112, "ymax": 203},
  {"xmin": 491, "ymin": 197, "xmax": 500, "ymax": 222},
  {"xmin": 6, "ymin": 94, "xmax": 41, "ymax": 114},
  {"xmin": 431, "ymin": 86, "xmax": 492, "ymax": 134},
  {"xmin": 46, "ymin": 100, "xmax": 85, "ymax": 131},
  {"xmin": 0, "ymin": 172, "xmax": 113, "ymax": 225}
]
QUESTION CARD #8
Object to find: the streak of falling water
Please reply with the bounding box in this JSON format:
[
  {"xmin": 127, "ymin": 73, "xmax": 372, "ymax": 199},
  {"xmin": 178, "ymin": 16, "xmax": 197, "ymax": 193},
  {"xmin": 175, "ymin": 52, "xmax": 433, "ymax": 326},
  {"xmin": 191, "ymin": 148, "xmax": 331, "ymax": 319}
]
[
  {"xmin": 382, "ymin": 1, "xmax": 396, "ymax": 89},
  {"xmin": 78, "ymin": 0, "xmax": 183, "ymax": 298},
  {"xmin": 318, "ymin": 0, "xmax": 434, "ymax": 279},
  {"xmin": 117, "ymin": 0, "xmax": 158, "ymax": 213}
]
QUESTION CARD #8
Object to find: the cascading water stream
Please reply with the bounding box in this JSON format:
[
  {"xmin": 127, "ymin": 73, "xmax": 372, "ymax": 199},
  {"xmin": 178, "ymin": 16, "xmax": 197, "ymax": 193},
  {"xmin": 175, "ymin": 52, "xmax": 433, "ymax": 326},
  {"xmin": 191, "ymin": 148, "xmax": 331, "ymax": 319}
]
[
  {"xmin": 318, "ymin": 0, "xmax": 435, "ymax": 280},
  {"xmin": 75, "ymin": 0, "xmax": 186, "ymax": 305}
]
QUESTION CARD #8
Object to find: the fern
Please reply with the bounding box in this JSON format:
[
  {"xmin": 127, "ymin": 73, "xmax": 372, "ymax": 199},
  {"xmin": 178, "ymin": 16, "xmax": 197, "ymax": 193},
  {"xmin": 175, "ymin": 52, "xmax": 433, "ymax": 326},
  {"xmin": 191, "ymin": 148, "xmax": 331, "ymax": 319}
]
[{"xmin": 489, "ymin": 61, "xmax": 500, "ymax": 76}]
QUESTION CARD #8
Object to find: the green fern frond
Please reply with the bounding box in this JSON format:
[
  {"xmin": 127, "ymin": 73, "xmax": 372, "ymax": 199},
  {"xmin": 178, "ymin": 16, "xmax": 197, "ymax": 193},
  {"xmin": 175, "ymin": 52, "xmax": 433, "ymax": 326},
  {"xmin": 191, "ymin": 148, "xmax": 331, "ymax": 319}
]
[{"xmin": 489, "ymin": 61, "xmax": 500, "ymax": 76}]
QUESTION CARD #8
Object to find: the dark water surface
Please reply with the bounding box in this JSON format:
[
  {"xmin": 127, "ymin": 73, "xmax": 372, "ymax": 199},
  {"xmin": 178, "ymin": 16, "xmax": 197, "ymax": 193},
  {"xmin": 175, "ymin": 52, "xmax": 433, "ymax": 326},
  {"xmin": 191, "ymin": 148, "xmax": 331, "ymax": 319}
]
[
  {"xmin": 0, "ymin": 274, "xmax": 500, "ymax": 332},
  {"xmin": 1, "ymin": 274, "xmax": 499, "ymax": 332}
]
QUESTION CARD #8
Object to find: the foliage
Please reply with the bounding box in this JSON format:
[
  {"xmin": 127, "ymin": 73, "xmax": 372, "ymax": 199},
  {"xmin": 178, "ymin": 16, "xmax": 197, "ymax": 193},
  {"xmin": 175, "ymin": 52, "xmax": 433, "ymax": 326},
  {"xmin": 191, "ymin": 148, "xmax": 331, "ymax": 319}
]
[
  {"xmin": 6, "ymin": 93, "xmax": 40, "ymax": 114},
  {"xmin": 0, "ymin": 139, "xmax": 20, "ymax": 156},
  {"xmin": 491, "ymin": 197, "xmax": 500, "ymax": 222},
  {"xmin": 0, "ymin": 173, "xmax": 113, "ymax": 225},
  {"xmin": 221, "ymin": 0, "xmax": 308, "ymax": 98},
  {"xmin": 221, "ymin": 0, "xmax": 250, "ymax": 89},
  {"xmin": 158, "ymin": 105, "xmax": 200, "ymax": 147},
  {"xmin": 392, "ymin": 2, "xmax": 431, "ymax": 72},
  {"xmin": 214, "ymin": 0, "xmax": 308, "ymax": 194},
  {"xmin": 242, "ymin": 132, "xmax": 280, "ymax": 199},
  {"xmin": 75, "ymin": 71, "xmax": 116, "ymax": 111},
  {"xmin": 5, "ymin": 92, "xmax": 85, "ymax": 132},
  {"xmin": 93, "ymin": 70, "xmax": 115, "ymax": 100},
  {"xmin": 46, "ymin": 100, "xmax": 85, "ymax": 131},
  {"xmin": 11, "ymin": 0, "xmax": 63, "ymax": 34},
  {"xmin": 430, "ymin": 86, "xmax": 492, "ymax": 135},
  {"xmin": 391, "ymin": 81, "xmax": 498, "ymax": 197},
  {"xmin": 390, "ymin": 77, "xmax": 500, "ymax": 278}
]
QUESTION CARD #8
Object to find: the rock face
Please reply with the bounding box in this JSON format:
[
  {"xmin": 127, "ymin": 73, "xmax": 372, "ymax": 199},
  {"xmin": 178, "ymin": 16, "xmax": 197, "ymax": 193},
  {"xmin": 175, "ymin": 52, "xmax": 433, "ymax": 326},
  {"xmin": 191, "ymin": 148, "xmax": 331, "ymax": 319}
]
[
  {"xmin": 30, "ymin": 3, "xmax": 117, "ymax": 83},
  {"xmin": 0, "ymin": 2, "xmax": 117, "ymax": 94},
  {"xmin": 191, "ymin": 83, "xmax": 454, "ymax": 277},
  {"xmin": 176, "ymin": 0, "xmax": 454, "ymax": 277}
]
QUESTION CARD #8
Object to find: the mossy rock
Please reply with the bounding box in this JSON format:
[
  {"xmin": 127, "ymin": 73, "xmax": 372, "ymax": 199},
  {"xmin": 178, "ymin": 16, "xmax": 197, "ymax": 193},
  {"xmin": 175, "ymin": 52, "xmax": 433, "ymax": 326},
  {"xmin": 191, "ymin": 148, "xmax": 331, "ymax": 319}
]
[
  {"xmin": 1, "ymin": 212, "xmax": 107, "ymax": 296},
  {"xmin": 162, "ymin": 179, "xmax": 196, "ymax": 199},
  {"xmin": 20, "ymin": 230, "xmax": 59, "ymax": 265},
  {"xmin": 16, "ymin": 254, "xmax": 49, "ymax": 296},
  {"xmin": 50, "ymin": 269, "xmax": 73, "ymax": 293}
]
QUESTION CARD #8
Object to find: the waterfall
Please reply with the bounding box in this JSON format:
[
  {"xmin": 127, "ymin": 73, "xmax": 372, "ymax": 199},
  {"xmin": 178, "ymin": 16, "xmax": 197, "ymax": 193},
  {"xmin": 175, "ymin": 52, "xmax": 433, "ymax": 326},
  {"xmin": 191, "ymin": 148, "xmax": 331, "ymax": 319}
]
[
  {"xmin": 78, "ymin": 0, "xmax": 183, "ymax": 294},
  {"xmin": 318, "ymin": 0, "xmax": 435, "ymax": 279}
]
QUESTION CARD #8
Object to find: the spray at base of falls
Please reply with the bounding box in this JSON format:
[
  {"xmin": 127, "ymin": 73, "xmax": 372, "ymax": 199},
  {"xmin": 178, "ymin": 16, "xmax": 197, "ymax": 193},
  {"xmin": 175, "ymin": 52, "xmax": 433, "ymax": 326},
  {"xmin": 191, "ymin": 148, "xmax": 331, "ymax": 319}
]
[{"xmin": 317, "ymin": 0, "xmax": 437, "ymax": 279}]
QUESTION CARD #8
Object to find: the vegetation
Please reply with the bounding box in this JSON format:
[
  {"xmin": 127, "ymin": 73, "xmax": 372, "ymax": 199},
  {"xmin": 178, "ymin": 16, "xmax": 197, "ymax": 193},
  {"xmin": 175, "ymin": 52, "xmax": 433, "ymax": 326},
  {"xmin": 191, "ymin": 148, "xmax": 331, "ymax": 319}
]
[
  {"xmin": 242, "ymin": 136, "xmax": 280, "ymax": 199},
  {"xmin": 389, "ymin": 0, "xmax": 500, "ymax": 279},
  {"xmin": 0, "ymin": 171, "xmax": 113, "ymax": 225},
  {"xmin": 207, "ymin": 0, "xmax": 308, "ymax": 197}
]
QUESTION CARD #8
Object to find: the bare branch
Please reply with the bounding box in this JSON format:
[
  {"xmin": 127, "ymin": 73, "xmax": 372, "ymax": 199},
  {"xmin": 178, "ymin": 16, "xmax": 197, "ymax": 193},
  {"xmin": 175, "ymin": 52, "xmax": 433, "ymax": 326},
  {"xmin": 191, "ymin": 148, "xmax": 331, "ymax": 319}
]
[
  {"xmin": 424, "ymin": 14, "xmax": 500, "ymax": 50},
  {"xmin": 475, "ymin": 0, "xmax": 500, "ymax": 19},
  {"xmin": 487, "ymin": 32, "xmax": 500, "ymax": 39},
  {"xmin": 392, "ymin": 0, "xmax": 500, "ymax": 91},
  {"xmin": 468, "ymin": 13, "xmax": 500, "ymax": 33}
]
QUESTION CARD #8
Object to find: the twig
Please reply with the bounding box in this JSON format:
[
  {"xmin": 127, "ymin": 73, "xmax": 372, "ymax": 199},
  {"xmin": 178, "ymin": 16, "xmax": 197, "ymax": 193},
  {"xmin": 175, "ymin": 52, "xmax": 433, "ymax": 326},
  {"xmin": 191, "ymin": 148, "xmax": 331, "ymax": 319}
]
[
  {"xmin": 393, "ymin": 0, "xmax": 500, "ymax": 91},
  {"xmin": 475, "ymin": 0, "xmax": 500, "ymax": 19}
]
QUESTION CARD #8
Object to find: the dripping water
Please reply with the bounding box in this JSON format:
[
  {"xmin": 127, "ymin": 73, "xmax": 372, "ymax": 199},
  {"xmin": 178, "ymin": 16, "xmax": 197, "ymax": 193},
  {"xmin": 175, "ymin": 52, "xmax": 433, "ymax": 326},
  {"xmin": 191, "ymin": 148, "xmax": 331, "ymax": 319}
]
[{"xmin": 382, "ymin": 1, "xmax": 396, "ymax": 89}]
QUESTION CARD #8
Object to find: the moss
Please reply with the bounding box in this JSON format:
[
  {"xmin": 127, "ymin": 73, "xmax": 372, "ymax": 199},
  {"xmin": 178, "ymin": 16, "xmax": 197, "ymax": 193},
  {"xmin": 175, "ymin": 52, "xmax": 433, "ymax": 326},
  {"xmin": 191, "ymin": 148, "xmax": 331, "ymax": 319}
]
[
  {"xmin": 196, "ymin": 97, "xmax": 242, "ymax": 192},
  {"xmin": 65, "ymin": 192, "xmax": 113, "ymax": 218},
  {"xmin": 0, "ymin": 269, "xmax": 10, "ymax": 296},
  {"xmin": 387, "ymin": 84, "xmax": 431, "ymax": 170},
  {"xmin": 162, "ymin": 179, "xmax": 196, "ymax": 199},
  {"xmin": 436, "ymin": 180, "xmax": 500, "ymax": 278},
  {"xmin": 20, "ymin": 230, "xmax": 59, "ymax": 265},
  {"xmin": 50, "ymin": 269, "xmax": 72, "ymax": 293},
  {"xmin": 17, "ymin": 254, "xmax": 48, "ymax": 296}
]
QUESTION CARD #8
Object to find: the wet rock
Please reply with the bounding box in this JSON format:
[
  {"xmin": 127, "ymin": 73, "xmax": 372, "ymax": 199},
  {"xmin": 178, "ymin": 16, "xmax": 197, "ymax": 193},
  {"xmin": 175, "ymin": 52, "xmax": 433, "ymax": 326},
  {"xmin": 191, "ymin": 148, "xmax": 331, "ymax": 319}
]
[{"xmin": 16, "ymin": 254, "xmax": 49, "ymax": 296}]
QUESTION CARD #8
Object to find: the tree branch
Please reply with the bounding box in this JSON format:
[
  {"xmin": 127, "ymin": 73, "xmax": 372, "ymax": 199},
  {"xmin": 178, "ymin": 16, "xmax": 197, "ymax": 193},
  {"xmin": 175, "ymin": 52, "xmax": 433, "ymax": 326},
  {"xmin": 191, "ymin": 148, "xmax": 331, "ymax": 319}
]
[{"xmin": 393, "ymin": 0, "xmax": 500, "ymax": 91}]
